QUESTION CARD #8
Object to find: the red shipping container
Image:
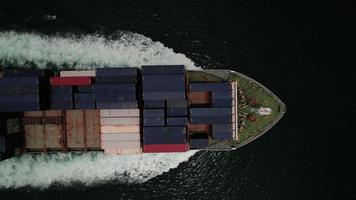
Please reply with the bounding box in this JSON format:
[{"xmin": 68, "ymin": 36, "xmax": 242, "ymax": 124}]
[
  {"xmin": 50, "ymin": 77, "xmax": 92, "ymax": 86},
  {"xmin": 188, "ymin": 92, "xmax": 210, "ymax": 105},
  {"xmin": 143, "ymin": 144, "xmax": 188, "ymax": 153}
]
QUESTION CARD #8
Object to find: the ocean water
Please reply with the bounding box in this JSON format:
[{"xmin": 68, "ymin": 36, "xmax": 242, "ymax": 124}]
[{"xmin": 0, "ymin": 0, "xmax": 355, "ymax": 199}]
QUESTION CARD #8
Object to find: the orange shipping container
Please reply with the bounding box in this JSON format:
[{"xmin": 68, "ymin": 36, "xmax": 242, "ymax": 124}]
[
  {"xmin": 101, "ymin": 133, "xmax": 140, "ymax": 141},
  {"xmin": 188, "ymin": 124, "xmax": 210, "ymax": 133},
  {"xmin": 100, "ymin": 125, "xmax": 140, "ymax": 134},
  {"xmin": 100, "ymin": 109, "xmax": 139, "ymax": 117},
  {"xmin": 24, "ymin": 110, "xmax": 66, "ymax": 151},
  {"xmin": 60, "ymin": 70, "xmax": 96, "ymax": 77},
  {"xmin": 104, "ymin": 148, "xmax": 142, "ymax": 155},
  {"xmin": 66, "ymin": 110, "xmax": 101, "ymax": 149},
  {"xmin": 188, "ymin": 92, "xmax": 210, "ymax": 105}
]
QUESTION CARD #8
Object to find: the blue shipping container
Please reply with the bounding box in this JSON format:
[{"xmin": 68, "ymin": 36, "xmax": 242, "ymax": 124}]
[
  {"xmin": 190, "ymin": 116, "xmax": 231, "ymax": 124},
  {"xmin": 143, "ymin": 118, "xmax": 165, "ymax": 127},
  {"xmin": 0, "ymin": 103, "xmax": 40, "ymax": 112},
  {"xmin": 142, "ymin": 81, "xmax": 185, "ymax": 92},
  {"xmin": 212, "ymin": 129, "xmax": 232, "ymax": 140},
  {"xmin": 0, "ymin": 77, "xmax": 39, "ymax": 86},
  {"xmin": 51, "ymin": 101, "xmax": 73, "ymax": 109},
  {"xmin": 0, "ymin": 86, "xmax": 39, "ymax": 94},
  {"xmin": 190, "ymin": 139, "xmax": 209, "ymax": 149},
  {"xmin": 4, "ymin": 69, "xmax": 46, "ymax": 77},
  {"xmin": 167, "ymin": 117, "xmax": 188, "ymax": 126},
  {"xmin": 95, "ymin": 76, "xmax": 137, "ymax": 83},
  {"xmin": 78, "ymin": 86, "xmax": 94, "ymax": 93},
  {"xmin": 96, "ymin": 67, "xmax": 137, "ymax": 76},
  {"xmin": 0, "ymin": 94, "xmax": 39, "ymax": 103},
  {"xmin": 95, "ymin": 92, "xmax": 136, "ymax": 101},
  {"xmin": 190, "ymin": 108, "xmax": 231, "ymax": 117},
  {"xmin": 93, "ymin": 84, "xmax": 136, "ymax": 93},
  {"xmin": 166, "ymin": 100, "xmax": 187, "ymax": 108},
  {"xmin": 52, "ymin": 86, "xmax": 73, "ymax": 93},
  {"xmin": 143, "ymin": 127, "xmax": 186, "ymax": 144},
  {"xmin": 212, "ymin": 91, "xmax": 232, "ymax": 100},
  {"xmin": 212, "ymin": 99, "xmax": 232, "ymax": 108},
  {"xmin": 75, "ymin": 102, "xmax": 96, "ymax": 109},
  {"xmin": 142, "ymin": 74, "xmax": 185, "ymax": 84},
  {"xmin": 75, "ymin": 93, "xmax": 95, "ymax": 102},
  {"xmin": 96, "ymin": 101, "xmax": 138, "ymax": 109},
  {"xmin": 143, "ymin": 109, "xmax": 165, "ymax": 118},
  {"xmin": 189, "ymin": 82, "xmax": 231, "ymax": 92},
  {"xmin": 141, "ymin": 65, "xmax": 185, "ymax": 75},
  {"xmin": 144, "ymin": 100, "xmax": 165, "ymax": 108},
  {"xmin": 167, "ymin": 108, "xmax": 187, "ymax": 117},
  {"xmin": 143, "ymin": 92, "xmax": 185, "ymax": 100}
]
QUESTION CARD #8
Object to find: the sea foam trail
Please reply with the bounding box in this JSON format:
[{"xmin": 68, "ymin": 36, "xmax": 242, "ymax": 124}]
[
  {"xmin": 0, "ymin": 31, "xmax": 199, "ymax": 189},
  {"xmin": 0, "ymin": 31, "xmax": 197, "ymax": 69},
  {"xmin": 0, "ymin": 151, "xmax": 198, "ymax": 189}
]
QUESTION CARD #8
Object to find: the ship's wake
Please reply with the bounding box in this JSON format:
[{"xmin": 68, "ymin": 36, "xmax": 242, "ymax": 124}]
[
  {"xmin": 0, "ymin": 31, "xmax": 199, "ymax": 189},
  {"xmin": 0, "ymin": 151, "xmax": 198, "ymax": 189}
]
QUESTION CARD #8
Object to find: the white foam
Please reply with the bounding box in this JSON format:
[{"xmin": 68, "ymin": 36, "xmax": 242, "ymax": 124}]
[
  {"xmin": 0, "ymin": 31, "xmax": 199, "ymax": 189},
  {"xmin": 0, "ymin": 151, "xmax": 198, "ymax": 189},
  {"xmin": 0, "ymin": 31, "xmax": 198, "ymax": 70}
]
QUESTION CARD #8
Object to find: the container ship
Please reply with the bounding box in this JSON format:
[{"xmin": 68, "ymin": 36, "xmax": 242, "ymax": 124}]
[{"xmin": 0, "ymin": 65, "xmax": 285, "ymax": 160}]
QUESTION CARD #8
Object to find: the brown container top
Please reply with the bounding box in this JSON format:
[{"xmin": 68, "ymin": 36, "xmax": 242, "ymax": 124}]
[{"xmin": 188, "ymin": 92, "xmax": 210, "ymax": 105}]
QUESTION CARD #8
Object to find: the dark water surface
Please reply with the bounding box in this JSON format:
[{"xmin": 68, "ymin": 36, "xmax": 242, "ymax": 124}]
[{"xmin": 1, "ymin": 0, "xmax": 355, "ymax": 199}]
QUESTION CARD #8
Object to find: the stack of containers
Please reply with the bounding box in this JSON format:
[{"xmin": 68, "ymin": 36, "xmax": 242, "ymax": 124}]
[
  {"xmin": 50, "ymin": 76, "xmax": 92, "ymax": 109},
  {"xmin": 0, "ymin": 118, "xmax": 22, "ymax": 159},
  {"xmin": 59, "ymin": 70, "xmax": 96, "ymax": 109},
  {"xmin": 0, "ymin": 69, "xmax": 46, "ymax": 112},
  {"xmin": 141, "ymin": 65, "xmax": 188, "ymax": 153},
  {"xmin": 189, "ymin": 82, "xmax": 233, "ymax": 142},
  {"xmin": 94, "ymin": 68, "xmax": 137, "ymax": 109},
  {"xmin": 100, "ymin": 109, "xmax": 141, "ymax": 154}
]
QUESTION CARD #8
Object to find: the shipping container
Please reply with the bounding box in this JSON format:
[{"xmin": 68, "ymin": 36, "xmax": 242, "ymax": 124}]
[
  {"xmin": 104, "ymin": 148, "xmax": 141, "ymax": 155},
  {"xmin": 190, "ymin": 108, "xmax": 232, "ymax": 117},
  {"xmin": 211, "ymin": 127, "xmax": 232, "ymax": 140},
  {"xmin": 3, "ymin": 69, "xmax": 47, "ymax": 77},
  {"xmin": 100, "ymin": 109, "xmax": 139, "ymax": 117},
  {"xmin": 190, "ymin": 116, "xmax": 231, "ymax": 124},
  {"xmin": 0, "ymin": 94, "xmax": 39, "ymax": 103},
  {"xmin": 188, "ymin": 92, "xmax": 210, "ymax": 105},
  {"xmin": 75, "ymin": 93, "xmax": 95, "ymax": 102},
  {"xmin": 141, "ymin": 65, "xmax": 185, "ymax": 75},
  {"xmin": 96, "ymin": 101, "xmax": 138, "ymax": 109},
  {"xmin": 101, "ymin": 141, "xmax": 140, "ymax": 149},
  {"xmin": 0, "ymin": 77, "xmax": 39, "ymax": 86},
  {"xmin": 95, "ymin": 76, "xmax": 137, "ymax": 83},
  {"xmin": 75, "ymin": 102, "xmax": 96, "ymax": 109},
  {"xmin": 0, "ymin": 86, "xmax": 39, "ymax": 94},
  {"xmin": 188, "ymin": 124, "xmax": 210, "ymax": 133},
  {"xmin": 101, "ymin": 133, "xmax": 140, "ymax": 141},
  {"xmin": 51, "ymin": 102, "xmax": 73, "ymax": 110},
  {"xmin": 93, "ymin": 84, "xmax": 136, "ymax": 93},
  {"xmin": 212, "ymin": 91, "xmax": 232, "ymax": 100},
  {"xmin": 96, "ymin": 68, "xmax": 137, "ymax": 77},
  {"xmin": 100, "ymin": 117, "xmax": 139, "ymax": 126},
  {"xmin": 189, "ymin": 82, "xmax": 231, "ymax": 92},
  {"xmin": 167, "ymin": 108, "xmax": 187, "ymax": 117},
  {"xmin": 212, "ymin": 99, "xmax": 232, "ymax": 108},
  {"xmin": 190, "ymin": 139, "xmax": 209, "ymax": 149},
  {"xmin": 143, "ymin": 100, "xmax": 165, "ymax": 108},
  {"xmin": 143, "ymin": 127, "xmax": 186, "ymax": 144},
  {"xmin": 78, "ymin": 85, "xmax": 94, "ymax": 93},
  {"xmin": 60, "ymin": 70, "xmax": 96, "ymax": 77},
  {"xmin": 0, "ymin": 103, "xmax": 40, "ymax": 112},
  {"xmin": 166, "ymin": 100, "xmax": 187, "ymax": 108},
  {"xmin": 100, "ymin": 125, "xmax": 140, "ymax": 133},
  {"xmin": 143, "ymin": 92, "xmax": 185, "ymax": 100},
  {"xmin": 50, "ymin": 77, "xmax": 92, "ymax": 86},
  {"xmin": 143, "ymin": 109, "xmax": 164, "ymax": 118},
  {"xmin": 24, "ymin": 110, "xmax": 66, "ymax": 151},
  {"xmin": 143, "ymin": 144, "xmax": 188, "ymax": 153},
  {"xmin": 95, "ymin": 93, "xmax": 136, "ymax": 101},
  {"xmin": 142, "ymin": 82, "xmax": 185, "ymax": 92},
  {"xmin": 166, "ymin": 118, "xmax": 187, "ymax": 126},
  {"xmin": 52, "ymin": 86, "xmax": 73, "ymax": 93},
  {"xmin": 143, "ymin": 118, "xmax": 165, "ymax": 127},
  {"xmin": 65, "ymin": 110, "xmax": 101, "ymax": 149},
  {"xmin": 142, "ymin": 74, "xmax": 185, "ymax": 84}
]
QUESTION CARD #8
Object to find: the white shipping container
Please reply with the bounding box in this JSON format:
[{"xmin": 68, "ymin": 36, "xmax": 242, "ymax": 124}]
[
  {"xmin": 100, "ymin": 109, "xmax": 139, "ymax": 117},
  {"xmin": 100, "ymin": 125, "xmax": 140, "ymax": 133},
  {"xmin": 100, "ymin": 117, "xmax": 139, "ymax": 126},
  {"xmin": 101, "ymin": 141, "xmax": 141, "ymax": 149},
  {"xmin": 104, "ymin": 148, "xmax": 142, "ymax": 155},
  {"xmin": 101, "ymin": 133, "xmax": 140, "ymax": 141},
  {"xmin": 60, "ymin": 70, "xmax": 96, "ymax": 77}
]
